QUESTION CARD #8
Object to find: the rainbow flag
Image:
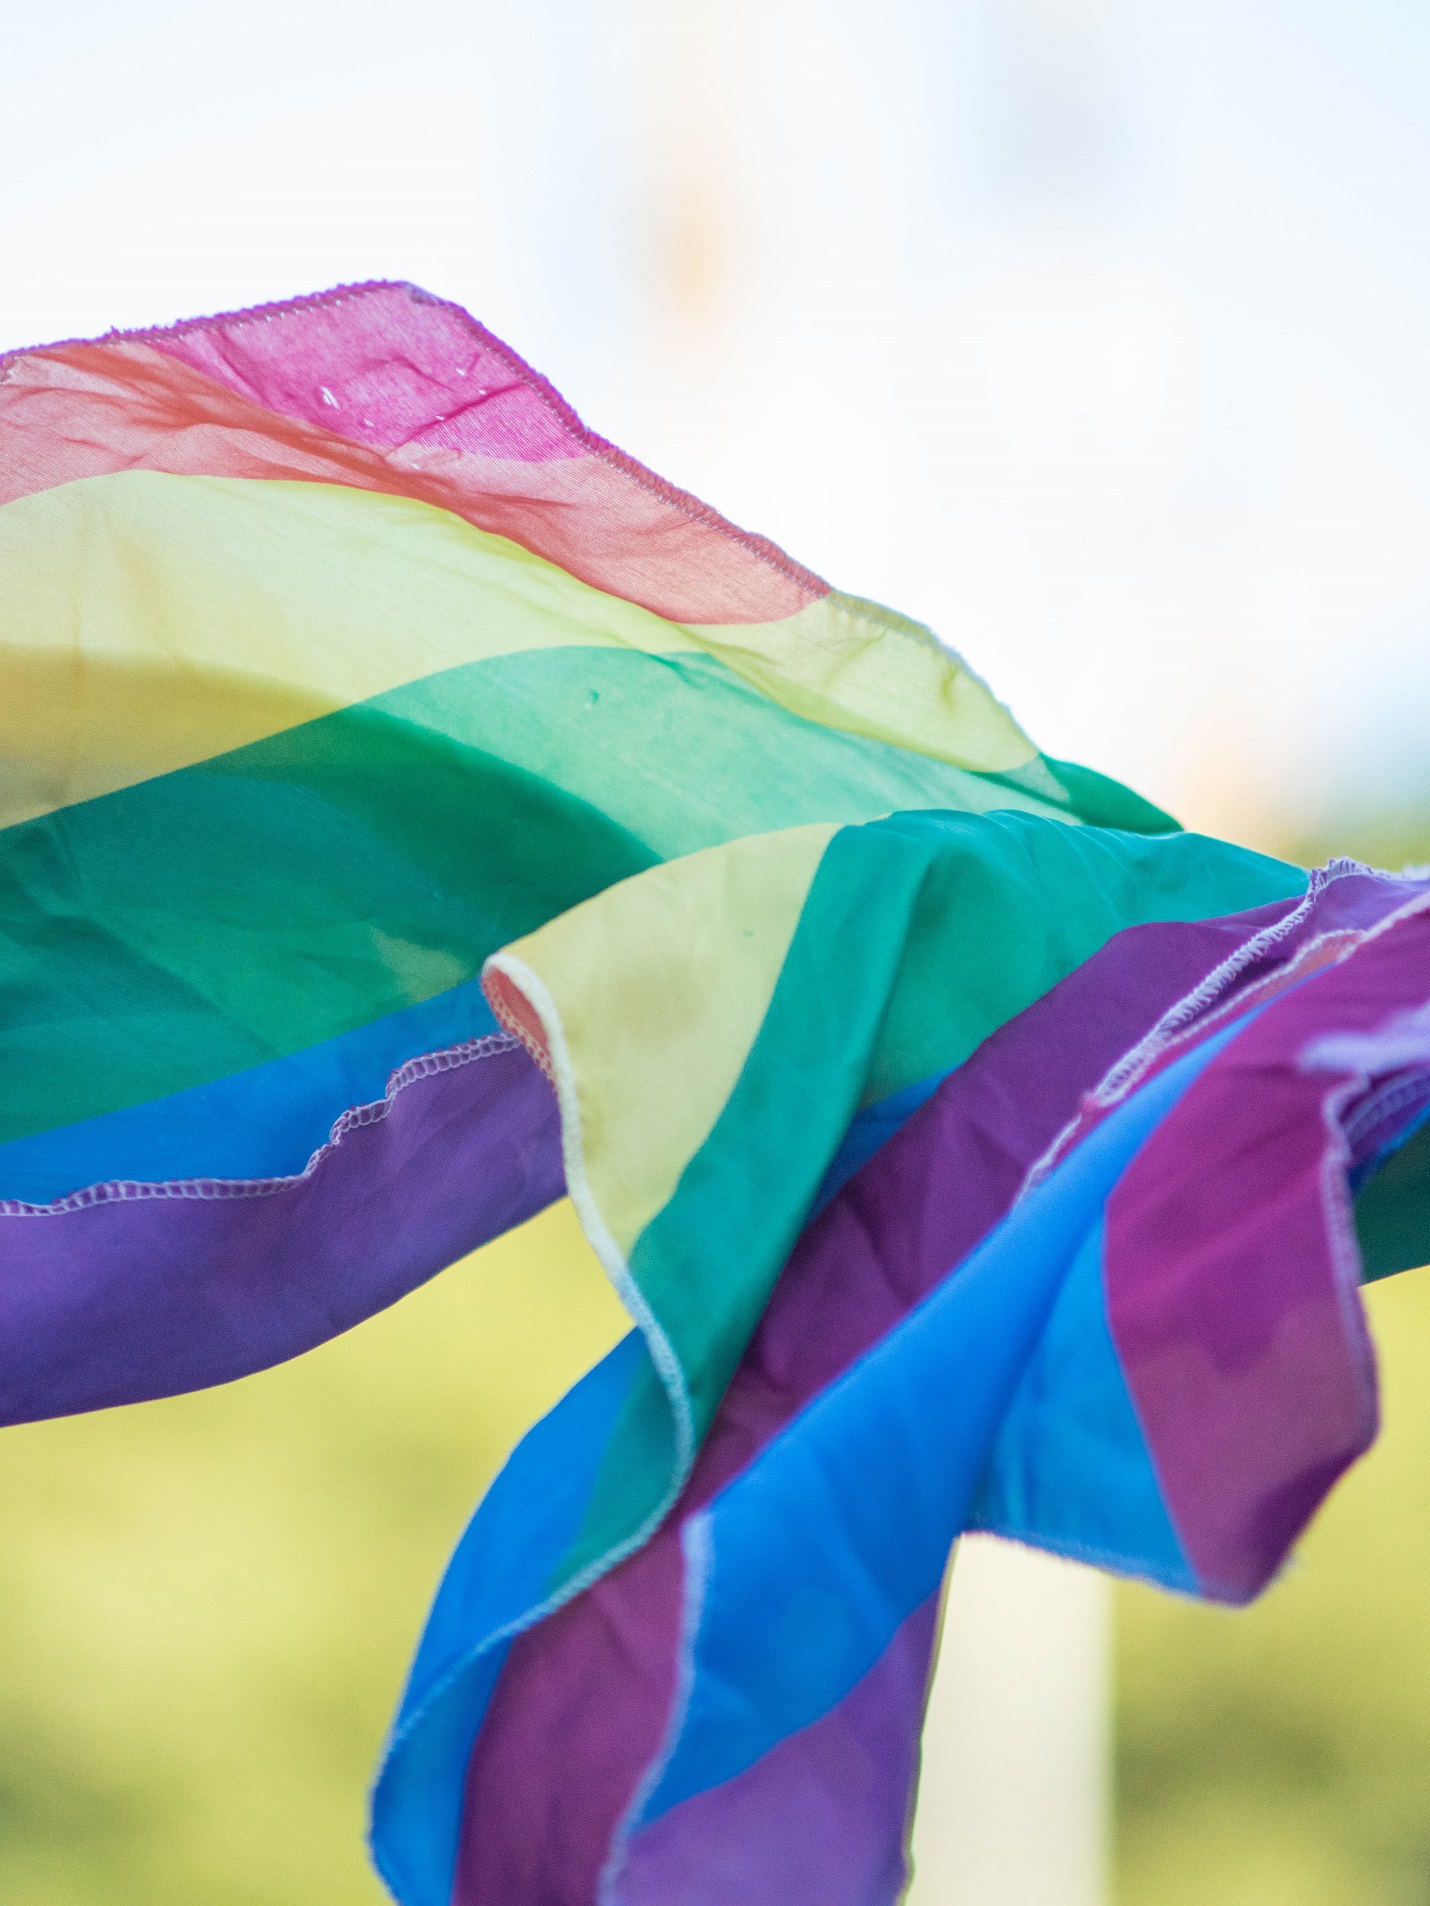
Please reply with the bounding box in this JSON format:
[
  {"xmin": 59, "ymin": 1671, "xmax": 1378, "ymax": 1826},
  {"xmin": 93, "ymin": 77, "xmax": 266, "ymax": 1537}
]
[{"xmin": 2, "ymin": 283, "xmax": 1427, "ymax": 1905}]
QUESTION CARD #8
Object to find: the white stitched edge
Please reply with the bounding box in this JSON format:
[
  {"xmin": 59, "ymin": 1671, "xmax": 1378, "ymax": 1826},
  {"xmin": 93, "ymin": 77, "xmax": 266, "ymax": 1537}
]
[
  {"xmin": 597, "ymin": 1511, "xmax": 716, "ymax": 1906},
  {"xmin": 1018, "ymin": 866, "xmax": 1430, "ymax": 1204},
  {"xmin": 371, "ymin": 958, "xmax": 706, "ymax": 1902},
  {"xmin": 0, "ymin": 1030, "xmax": 521, "ymax": 1217},
  {"xmin": 480, "ymin": 952, "xmax": 695, "ymax": 1487}
]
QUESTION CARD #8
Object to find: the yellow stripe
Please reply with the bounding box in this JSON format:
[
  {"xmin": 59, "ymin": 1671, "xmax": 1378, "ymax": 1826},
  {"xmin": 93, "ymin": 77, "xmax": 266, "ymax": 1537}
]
[
  {"xmin": 0, "ymin": 470, "xmax": 698, "ymax": 828},
  {"xmin": 694, "ymin": 590, "xmax": 1035, "ymax": 778},
  {"xmin": 0, "ymin": 471, "xmax": 1036, "ymax": 830},
  {"xmin": 487, "ymin": 824, "xmax": 837, "ymax": 1262}
]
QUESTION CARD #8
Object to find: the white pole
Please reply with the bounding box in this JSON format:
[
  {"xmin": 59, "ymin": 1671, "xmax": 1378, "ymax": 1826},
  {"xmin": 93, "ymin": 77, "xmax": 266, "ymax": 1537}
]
[{"xmin": 907, "ymin": 1536, "xmax": 1111, "ymax": 1906}]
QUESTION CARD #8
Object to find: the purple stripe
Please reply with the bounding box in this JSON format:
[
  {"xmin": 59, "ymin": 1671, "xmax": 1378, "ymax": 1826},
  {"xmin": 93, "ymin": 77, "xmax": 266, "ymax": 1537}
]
[
  {"xmin": 0, "ymin": 1043, "xmax": 562, "ymax": 1425},
  {"xmin": 1108, "ymin": 888, "xmax": 1430, "ymax": 1601},
  {"xmin": 617, "ymin": 1595, "xmax": 940, "ymax": 1906},
  {"xmin": 451, "ymin": 1531, "xmax": 686, "ymax": 1906},
  {"xmin": 1029, "ymin": 866, "xmax": 1425, "ymax": 1185},
  {"xmin": 451, "ymin": 895, "xmax": 1318, "ymax": 1897}
]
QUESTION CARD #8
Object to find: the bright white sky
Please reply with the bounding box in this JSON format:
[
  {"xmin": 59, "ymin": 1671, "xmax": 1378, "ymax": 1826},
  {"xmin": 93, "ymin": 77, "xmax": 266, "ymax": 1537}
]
[{"xmin": 6, "ymin": 0, "xmax": 1430, "ymax": 850}]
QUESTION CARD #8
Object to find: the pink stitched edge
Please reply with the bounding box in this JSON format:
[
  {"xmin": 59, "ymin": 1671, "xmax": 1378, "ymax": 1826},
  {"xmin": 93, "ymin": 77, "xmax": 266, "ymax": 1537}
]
[
  {"xmin": 0, "ymin": 1030, "xmax": 521, "ymax": 1218},
  {"xmin": 0, "ymin": 278, "xmax": 831, "ymax": 608}
]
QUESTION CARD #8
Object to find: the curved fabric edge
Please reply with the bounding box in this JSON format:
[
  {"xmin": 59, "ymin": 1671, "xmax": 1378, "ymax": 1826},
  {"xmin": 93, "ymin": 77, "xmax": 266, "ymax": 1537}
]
[
  {"xmin": 1105, "ymin": 894, "xmax": 1430, "ymax": 1599},
  {"xmin": 0, "ymin": 1033, "xmax": 562, "ymax": 1423},
  {"xmin": 0, "ymin": 976, "xmax": 505, "ymax": 1204},
  {"xmin": 484, "ymin": 947, "xmax": 696, "ymax": 1486},
  {"xmin": 416, "ymin": 876, "xmax": 1316, "ymax": 1905},
  {"xmin": 2, "ymin": 282, "xmax": 1063, "ymax": 812},
  {"xmin": 613, "ymin": 1587, "xmax": 940, "ymax": 1906},
  {"xmin": 623, "ymin": 886, "xmax": 1430, "ymax": 1860},
  {"xmin": 370, "ymin": 1331, "xmax": 651, "ymax": 1906},
  {"xmin": 627, "ymin": 1022, "xmax": 1250, "ymax": 1840},
  {"xmin": 440, "ymin": 869, "xmax": 1426, "ymax": 1906}
]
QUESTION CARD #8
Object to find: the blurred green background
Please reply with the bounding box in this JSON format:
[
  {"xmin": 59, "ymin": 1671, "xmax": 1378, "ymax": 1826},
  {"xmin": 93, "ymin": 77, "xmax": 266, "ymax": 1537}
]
[
  {"xmin": 1, "ymin": 816, "xmax": 1427, "ymax": 1905},
  {"xmin": 0, "ymin": 1201, "xmax": 627, "ymax": 1905}
]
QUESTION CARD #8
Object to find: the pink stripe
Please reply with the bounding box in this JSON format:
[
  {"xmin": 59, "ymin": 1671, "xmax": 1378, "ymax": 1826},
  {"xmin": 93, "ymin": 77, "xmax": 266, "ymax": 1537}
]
[
  {"xmin": 0, "ymin": 282, "xmax": 825, "ymax": 624},
  {"xmin": 141, "ymin": 281, "xmax": 581, "ymax": 463},
  {"xmin": 1106, "ymin": 892, "xmax": 1430, "ymax": 1602}
]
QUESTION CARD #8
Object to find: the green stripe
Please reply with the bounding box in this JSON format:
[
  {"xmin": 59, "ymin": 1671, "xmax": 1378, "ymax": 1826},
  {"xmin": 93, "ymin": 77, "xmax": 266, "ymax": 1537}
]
[
  {"xmin": 1031, "ymin": 754, "xmax": 1181, "ymax": 834},
  {"xmin": 0, "ymin": 642, "xmax": 1164, "ymax": 1145},
  {"xmin": 393, "ymin": 647, "xmax": 1078, "ymax": 859},
  {"xmin": 641, "ymin": 810, "xmax": 1301, "ymax": 1397},
  {"xmin": 555, "ymin": 810, "xmax": 1303, "ymax": 1586}
]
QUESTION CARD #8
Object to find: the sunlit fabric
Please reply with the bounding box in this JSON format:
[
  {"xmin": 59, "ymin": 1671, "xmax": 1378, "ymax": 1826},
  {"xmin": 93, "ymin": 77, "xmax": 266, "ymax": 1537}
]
[{"xmin": 1, "ymin": 283, "xmax": 1426, "ymax": 1906}]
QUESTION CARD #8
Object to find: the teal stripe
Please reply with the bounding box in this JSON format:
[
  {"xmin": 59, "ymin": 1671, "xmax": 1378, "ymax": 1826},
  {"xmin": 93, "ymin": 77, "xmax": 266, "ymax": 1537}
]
[
  {"xmin": 554, "ymin": 821, "xmax": 930, "ymax": 1589},
  {"xmin": 867, "ymin": 810, "xmax": 1305, "ymax": 1102},
  {"xmin": 1036, "ymin": 754, "xmax": 1180, "ymax": 833}
]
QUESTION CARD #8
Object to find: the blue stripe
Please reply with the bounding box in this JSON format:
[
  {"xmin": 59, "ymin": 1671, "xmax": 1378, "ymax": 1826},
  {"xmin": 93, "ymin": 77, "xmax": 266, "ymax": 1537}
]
[
  {"xmin": 371, "ymin": 1330, "xmax": 647, "ymax": 1906},
  {"xmin": 0, "ymin": 978, "xmax": 501, "ymax": 1203},
  {"xmin": 641, "ymin": 1018, "xmax": 1249, "ymax": 1822},
  {"xmin": 969, "ymin": 1215, "xmax": 1198, "ymax": 1593}
]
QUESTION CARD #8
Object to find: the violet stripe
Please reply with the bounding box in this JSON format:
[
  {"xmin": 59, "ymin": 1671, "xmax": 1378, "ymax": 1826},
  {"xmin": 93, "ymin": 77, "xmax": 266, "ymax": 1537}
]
[
  {"xmin": 1108, "ymin": 894, "xmax": 1430, "ymax": 1601},
  {"xmin": 452, "ymin": 897, "xmax": 1310, "ymax": 1900},
  {"xmin": 617, "ymin": 1594, "xmax": 940, "ymax": 1906},
  {"xmin": 0, "ymin": 1043, "xmax": 562, "ymax": 1426}
]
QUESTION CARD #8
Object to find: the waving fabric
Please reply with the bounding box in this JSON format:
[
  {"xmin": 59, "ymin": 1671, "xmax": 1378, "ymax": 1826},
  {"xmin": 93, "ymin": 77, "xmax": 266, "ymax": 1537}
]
[{"xmin": 1, "ymin": 283, "xmax": 1426, "ymax": 1906}]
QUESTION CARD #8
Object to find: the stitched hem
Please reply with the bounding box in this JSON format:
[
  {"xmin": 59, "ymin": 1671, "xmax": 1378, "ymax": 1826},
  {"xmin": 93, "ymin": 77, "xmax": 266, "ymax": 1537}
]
[
  {"xmin": 371, "ymin": 956, "xmax": 704, "ymax": 1906},
  {"xmin": 0, "ymin": 1030, "xmax": 519, "ymax": 1217},
  {"xmin": 480, "ymin": 951, "xmax": 695, "ymax": 1479},
  {"xmin": 1020, "ymin": 864, "xmax": 1430, "ymax": 1201},
  {"xmin": 596, "ymin": 1510, "xmax": 716, "ymax": 1906},
  {"xmin": 0, "ymin": 280, "xmax": 1033, "ymax": 704}
]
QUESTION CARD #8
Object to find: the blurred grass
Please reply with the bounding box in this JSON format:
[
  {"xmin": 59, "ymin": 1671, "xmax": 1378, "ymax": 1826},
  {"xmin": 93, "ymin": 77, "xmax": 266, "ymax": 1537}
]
[{"xmin": 0, "ymin": 1199, "xmax": 627, "ymax": 1905}]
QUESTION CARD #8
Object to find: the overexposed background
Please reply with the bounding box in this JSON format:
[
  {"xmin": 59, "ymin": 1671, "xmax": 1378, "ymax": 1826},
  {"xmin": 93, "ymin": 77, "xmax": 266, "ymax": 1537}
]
[
  {"xmin": 7, "ymin": 0, "xmax": 1430, "ymax": 852},
  {"xmin": 4, "ymin": 7, "xmax": 1430, "ymax": 1905}
]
